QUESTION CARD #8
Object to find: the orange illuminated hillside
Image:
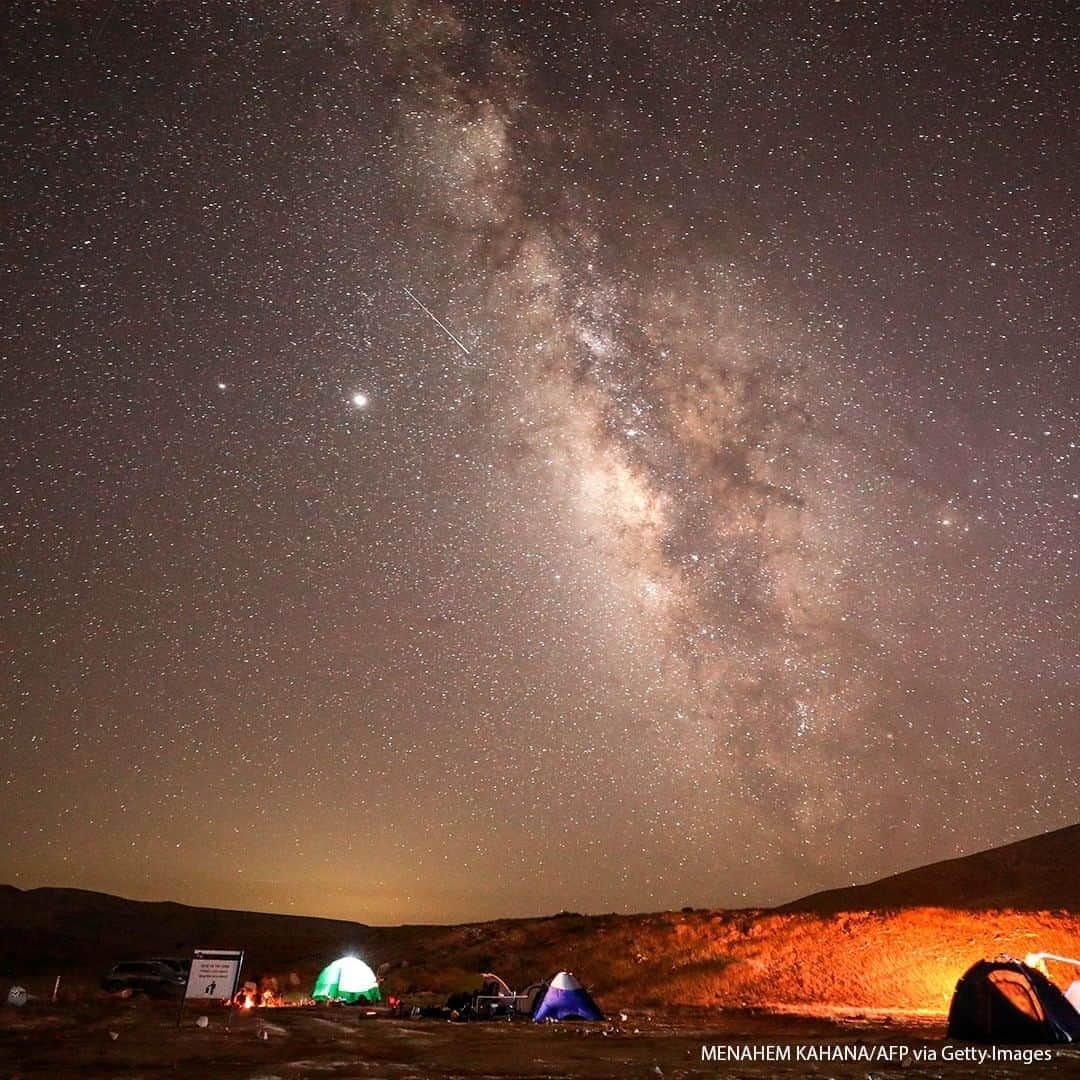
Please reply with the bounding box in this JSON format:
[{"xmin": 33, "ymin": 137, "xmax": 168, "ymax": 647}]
[{"xmin": 2, "ymin": 825, "xmax": 1076, "ymax": 1017}]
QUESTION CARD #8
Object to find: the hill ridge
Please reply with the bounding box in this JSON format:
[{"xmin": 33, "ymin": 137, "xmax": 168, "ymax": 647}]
[
  {"xmin": 780, "ymin": 822, "xmax": 1077, "ymax": 915},
  {"xmin": 0, "ymin": 825, "xmax": 1075, "ymax": 1015}
]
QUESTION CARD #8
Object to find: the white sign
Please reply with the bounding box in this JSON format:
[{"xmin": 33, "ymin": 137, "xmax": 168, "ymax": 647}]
[{"xmin": 185, "ymin": 949, "xmax": 243, "ymax": 1000}]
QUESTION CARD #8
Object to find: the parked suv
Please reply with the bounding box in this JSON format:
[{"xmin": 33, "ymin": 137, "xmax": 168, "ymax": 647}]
[
  {"xmin": 146, "ymin": 957, "xmax": 190, "ymax": 979},
  {"xmin": 101, "ymin": 960, "xmax": 186, "ymax": 996}
]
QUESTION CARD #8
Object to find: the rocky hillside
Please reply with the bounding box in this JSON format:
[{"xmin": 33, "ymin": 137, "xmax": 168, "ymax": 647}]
[{"xmin": 3, "ymin": 825, "xmax": 1076, "ymax": 1015}]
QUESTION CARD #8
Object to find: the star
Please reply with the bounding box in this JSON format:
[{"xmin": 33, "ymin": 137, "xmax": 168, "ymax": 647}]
[{"xmin": 2, "ymin": 0, "xmax": 1072, "ymax": 925}]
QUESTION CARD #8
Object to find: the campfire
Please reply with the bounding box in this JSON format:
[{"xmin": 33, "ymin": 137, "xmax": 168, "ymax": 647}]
[{"xmin": 231, "ymin": 979, "xmax": 296, "ymax": 1009}]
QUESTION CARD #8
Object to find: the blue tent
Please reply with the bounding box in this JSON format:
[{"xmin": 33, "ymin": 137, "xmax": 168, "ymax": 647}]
[
  {"xmin": 947, "ymin": 959, "xmax": 1080, "ymax": 1044},
  {"xmin": 532, "ymin": 971, "xmax": 603, "ymax": 1022}
]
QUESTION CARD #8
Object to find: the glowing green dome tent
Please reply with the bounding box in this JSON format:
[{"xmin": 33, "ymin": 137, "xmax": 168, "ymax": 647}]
[{"xmin": 312, "ymin": 956, "xmax": 381, "ymax": 1004}]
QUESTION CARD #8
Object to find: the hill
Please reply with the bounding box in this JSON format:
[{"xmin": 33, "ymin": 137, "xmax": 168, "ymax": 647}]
[
  {"xmin": 2, "ymin": 825, "xmax": 1076, "ymax": 1016},
  {"xmin": 780, "ymin": 823, "xmax": 1078, "ymax": 916}
]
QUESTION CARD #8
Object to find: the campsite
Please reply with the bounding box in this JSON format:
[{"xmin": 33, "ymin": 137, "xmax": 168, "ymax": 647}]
[
  {"xmin": 2, "ymin": 826, "xmax": 1078, "ymax": 1077},
  {"xmin": 1, "ymin": 956, "xmax": 1076, "ymax": 1079},
  {"xmin": 0, "ymin": 994, "xmax": 977, "ymax": 1079}
]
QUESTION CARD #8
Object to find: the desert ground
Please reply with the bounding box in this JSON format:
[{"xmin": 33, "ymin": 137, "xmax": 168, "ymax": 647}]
[{"xmin": 3, "ymin": 989, "xmax": 1079, "ymax": 1079}]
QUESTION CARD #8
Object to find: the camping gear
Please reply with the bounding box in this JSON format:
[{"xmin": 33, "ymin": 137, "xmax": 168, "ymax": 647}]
[
  {"xmin": 532, "ymin": 971, "xmax": 603, "ymax": 1022},
  {"xmin": 947, "ymin": 958, "xmax": 1080, "ymax": 1044},
  {"xmin": 515, "ymin": 982, "xmax": 545, "ymax": 1017},
  {"xmin": 311, "ymin": 956, "xmax": 381, "ymax": 1004},
  {"xmin": 474, "ymin": 973, "xmax": 516, "ymax": 1019}
]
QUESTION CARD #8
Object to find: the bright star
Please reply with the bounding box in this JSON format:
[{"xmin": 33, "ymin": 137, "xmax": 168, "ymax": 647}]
[{"xmin": 351, "ymin": 392, "xmax": 369, "ymax": 409}]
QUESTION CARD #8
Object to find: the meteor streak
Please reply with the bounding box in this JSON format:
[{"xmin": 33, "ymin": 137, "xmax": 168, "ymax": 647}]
[{"xmin": 403, "ymin": 286, "xmax": 471, "ymax": 356}]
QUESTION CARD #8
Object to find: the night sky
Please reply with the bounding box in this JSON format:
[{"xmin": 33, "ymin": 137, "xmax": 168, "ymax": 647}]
[{"xmin": 3, "ymin": 2, "xmax": 1077, "ymax": 924}]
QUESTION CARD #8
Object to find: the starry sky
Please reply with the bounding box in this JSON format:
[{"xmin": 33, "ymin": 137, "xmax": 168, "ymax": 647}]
[{"xmin": 3, "ymin": 2, "xmax": 1077, "ymax": 924}]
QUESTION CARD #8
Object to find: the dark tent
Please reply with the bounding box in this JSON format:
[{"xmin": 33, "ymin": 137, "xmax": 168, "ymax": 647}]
[{"xmin": 947, "ymin": 958, "xmax": 1080, "ymax": 1044}]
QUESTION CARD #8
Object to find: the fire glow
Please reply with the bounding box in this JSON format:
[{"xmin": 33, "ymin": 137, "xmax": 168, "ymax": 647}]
[{"xmin": 231, "ymin": 981, "xmax": 299, "ymax": 1009}]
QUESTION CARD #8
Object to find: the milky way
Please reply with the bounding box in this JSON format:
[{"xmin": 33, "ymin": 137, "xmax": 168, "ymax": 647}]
[{"xmin": 3, "ymin": 2, "xmax": 1076, "ymax": 922}]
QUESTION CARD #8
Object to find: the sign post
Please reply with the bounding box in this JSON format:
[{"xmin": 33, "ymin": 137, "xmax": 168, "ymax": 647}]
[{"xmin": 178, "ymin": 949, "xmax": 244, "ymax": 1028}]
